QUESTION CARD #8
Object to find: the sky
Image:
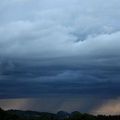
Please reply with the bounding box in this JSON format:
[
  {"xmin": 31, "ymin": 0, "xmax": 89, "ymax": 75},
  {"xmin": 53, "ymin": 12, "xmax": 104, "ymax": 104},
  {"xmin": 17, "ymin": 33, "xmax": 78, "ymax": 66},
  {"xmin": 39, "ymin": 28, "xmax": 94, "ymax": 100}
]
[{"xmin": 0, "ymin": 0, "xmax": 120, "ymax": 115}]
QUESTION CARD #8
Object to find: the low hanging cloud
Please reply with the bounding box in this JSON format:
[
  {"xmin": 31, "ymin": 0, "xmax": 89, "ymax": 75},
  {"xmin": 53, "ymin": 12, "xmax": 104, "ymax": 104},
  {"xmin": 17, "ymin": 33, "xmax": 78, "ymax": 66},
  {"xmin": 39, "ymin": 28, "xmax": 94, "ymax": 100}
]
[{"xmin": 0, "ymin": 95, "xmax": 110, "ymax": 113}]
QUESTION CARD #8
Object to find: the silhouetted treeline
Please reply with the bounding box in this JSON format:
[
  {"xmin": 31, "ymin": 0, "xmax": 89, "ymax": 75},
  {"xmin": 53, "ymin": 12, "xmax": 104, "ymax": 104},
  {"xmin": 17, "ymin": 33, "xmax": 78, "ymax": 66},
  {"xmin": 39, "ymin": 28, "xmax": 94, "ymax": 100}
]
[{"xmin": 0, "ymin": 108, "xmax": 120, "ymax": 120}]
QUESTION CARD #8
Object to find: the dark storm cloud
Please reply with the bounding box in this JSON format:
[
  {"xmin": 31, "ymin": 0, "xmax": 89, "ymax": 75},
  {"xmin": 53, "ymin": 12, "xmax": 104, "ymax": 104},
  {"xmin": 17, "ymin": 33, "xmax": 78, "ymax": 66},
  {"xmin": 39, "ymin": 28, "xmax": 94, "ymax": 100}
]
[{"xmin": 0, "ymin": 58, "xmax": 120, "ymax": 99}]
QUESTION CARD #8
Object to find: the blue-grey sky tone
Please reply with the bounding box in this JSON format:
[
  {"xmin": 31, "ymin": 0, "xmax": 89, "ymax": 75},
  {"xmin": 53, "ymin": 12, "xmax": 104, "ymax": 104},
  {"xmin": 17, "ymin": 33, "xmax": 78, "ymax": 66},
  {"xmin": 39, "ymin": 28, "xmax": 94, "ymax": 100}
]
[{"xmin": 0, "ymin": 0, "xmax": 120, "ymax": 115}]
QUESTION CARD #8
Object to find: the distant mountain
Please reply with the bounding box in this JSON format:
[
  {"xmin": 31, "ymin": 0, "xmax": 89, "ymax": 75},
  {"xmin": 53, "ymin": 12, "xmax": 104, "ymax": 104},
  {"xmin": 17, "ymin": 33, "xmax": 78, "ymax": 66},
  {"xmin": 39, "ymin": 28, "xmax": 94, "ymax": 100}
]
[
  {"xmin": 7, "ymin": 110, "xmax": 42, "ymax": 118},
  {"xmin": 0, "ymin": 108, "xmax": 120, "ymax": 120},
  {"xmin": 56, "ymin": 111, "xmax": 70, "ymax": 120},
  {"xmin": 7, "ymin": 109, "xmax": 56, "ymax": 120}
]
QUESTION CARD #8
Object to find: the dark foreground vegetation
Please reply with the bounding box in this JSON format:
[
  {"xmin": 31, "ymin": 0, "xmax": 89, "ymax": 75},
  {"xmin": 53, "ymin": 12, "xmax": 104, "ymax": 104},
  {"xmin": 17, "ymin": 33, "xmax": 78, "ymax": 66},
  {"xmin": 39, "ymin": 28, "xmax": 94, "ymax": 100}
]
[{"xmin": 0, "ymin": 108, "xmax": 120, "ymax": 120}]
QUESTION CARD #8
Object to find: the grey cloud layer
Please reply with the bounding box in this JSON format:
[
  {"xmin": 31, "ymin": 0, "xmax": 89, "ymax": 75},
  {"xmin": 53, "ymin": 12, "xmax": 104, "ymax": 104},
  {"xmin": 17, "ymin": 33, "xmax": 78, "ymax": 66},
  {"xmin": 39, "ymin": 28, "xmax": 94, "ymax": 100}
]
[{"xmin": 0, "ymin": 0, "xmax": 120, "ymax": 58}]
